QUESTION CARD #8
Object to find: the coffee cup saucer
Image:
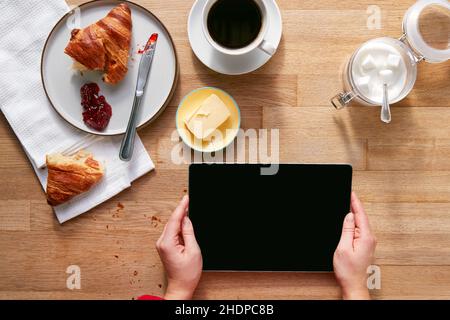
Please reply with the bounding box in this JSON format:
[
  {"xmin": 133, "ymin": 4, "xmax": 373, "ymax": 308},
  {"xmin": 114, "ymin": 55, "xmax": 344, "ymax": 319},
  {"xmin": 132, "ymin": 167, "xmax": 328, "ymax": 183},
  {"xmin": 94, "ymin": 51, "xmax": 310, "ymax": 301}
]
[{"xmin": 188, "ymin": 0, "xmax": 282, "ymax": 75}]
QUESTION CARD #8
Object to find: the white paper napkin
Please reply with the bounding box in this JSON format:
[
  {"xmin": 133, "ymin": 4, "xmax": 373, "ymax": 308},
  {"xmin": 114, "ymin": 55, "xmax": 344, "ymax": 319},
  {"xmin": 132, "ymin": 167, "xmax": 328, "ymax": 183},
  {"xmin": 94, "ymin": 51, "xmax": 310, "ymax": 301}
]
[
  {"xmin": 0, "ymin": 0, "xmax": 155, "ymax": 223},
  {"xmin": 31, "ymin": 136, "xmax": 154, "ymax": 224}
]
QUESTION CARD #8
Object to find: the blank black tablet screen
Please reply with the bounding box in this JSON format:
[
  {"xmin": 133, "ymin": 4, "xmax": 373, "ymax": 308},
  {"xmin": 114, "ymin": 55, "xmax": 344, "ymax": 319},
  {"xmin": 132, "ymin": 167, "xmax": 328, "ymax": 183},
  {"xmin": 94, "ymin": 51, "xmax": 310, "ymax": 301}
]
[{"xmin": 189, "ymin": 164, "xmax": 352, "ymax": 271}]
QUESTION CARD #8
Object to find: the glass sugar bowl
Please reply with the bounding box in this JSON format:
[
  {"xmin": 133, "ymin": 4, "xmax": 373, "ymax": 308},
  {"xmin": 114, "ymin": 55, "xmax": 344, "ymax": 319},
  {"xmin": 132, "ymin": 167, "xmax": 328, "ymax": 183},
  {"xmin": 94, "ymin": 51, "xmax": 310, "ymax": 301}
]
[{"xmin": 331, "ymin": 0, "xmax": 450, "ymax": 121}]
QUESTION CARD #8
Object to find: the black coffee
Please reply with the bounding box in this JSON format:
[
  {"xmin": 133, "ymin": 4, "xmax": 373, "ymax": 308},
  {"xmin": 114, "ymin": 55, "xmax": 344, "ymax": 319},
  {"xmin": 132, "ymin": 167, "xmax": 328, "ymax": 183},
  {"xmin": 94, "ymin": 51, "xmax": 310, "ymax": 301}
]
[{"xmin": 207, "ymin": 0, "xmax": 263, "ymax": 49}]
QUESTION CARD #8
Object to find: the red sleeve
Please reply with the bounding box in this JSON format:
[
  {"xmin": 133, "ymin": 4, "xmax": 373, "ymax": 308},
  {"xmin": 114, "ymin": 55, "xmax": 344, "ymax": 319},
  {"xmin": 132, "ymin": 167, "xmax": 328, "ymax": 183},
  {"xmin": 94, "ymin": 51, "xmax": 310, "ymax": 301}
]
[{"xmin": 137, "ymin": 295, "xmax": 164, "ymax": 300}]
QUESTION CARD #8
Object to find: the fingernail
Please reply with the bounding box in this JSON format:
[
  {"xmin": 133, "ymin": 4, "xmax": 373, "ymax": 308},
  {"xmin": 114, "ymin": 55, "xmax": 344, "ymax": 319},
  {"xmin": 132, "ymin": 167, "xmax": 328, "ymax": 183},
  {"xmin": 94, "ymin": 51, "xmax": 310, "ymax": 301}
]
[
  {"xmin": 183, "ymin": 216, "xmax": 190, "ymax": 226},
  {"xmin": 346, "ymin": 213, "xmax": 354, "ymax": 223},
  {"xmin": 182, "ymin": 195, "xmax": 189, "ymax": 202}
]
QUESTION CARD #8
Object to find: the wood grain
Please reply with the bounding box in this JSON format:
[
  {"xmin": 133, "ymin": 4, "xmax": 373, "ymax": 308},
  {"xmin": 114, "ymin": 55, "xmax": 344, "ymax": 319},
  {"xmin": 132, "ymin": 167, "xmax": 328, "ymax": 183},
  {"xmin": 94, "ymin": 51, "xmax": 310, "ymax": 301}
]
[
  {"xmin": 1, "ymin": 0, "xmax": 449, "ymax": 300},
  {"xmin": 368, "ymin": 139, "xmax": 450, "ymax": 171}
]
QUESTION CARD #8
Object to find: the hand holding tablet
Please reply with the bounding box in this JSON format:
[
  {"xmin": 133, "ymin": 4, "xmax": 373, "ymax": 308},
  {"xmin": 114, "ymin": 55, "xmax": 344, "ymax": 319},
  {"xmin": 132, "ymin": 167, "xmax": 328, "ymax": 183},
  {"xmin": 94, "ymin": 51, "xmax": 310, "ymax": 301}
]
[
  {"xmin": 156, "ymin": 196, "xmax": 202, "ymax": 300},
  {"xmin": 156, "ymin": 166, "xmax": 377, "ymax": 300},
  {"xmin": 334, "ymin": 192, "xmax": 377, "ymax": 300}
]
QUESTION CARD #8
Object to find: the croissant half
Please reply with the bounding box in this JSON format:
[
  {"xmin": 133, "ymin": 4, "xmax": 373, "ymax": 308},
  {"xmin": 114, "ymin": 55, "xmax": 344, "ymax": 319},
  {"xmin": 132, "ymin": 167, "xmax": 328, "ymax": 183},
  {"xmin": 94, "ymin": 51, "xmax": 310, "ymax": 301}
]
[
  {"xmin": 64, "ymin": 3, "xmax": 132, "ymax": 84},
  {"xmin": 46, "ymin": 152, "xmax": 104, "ymax": 206}
]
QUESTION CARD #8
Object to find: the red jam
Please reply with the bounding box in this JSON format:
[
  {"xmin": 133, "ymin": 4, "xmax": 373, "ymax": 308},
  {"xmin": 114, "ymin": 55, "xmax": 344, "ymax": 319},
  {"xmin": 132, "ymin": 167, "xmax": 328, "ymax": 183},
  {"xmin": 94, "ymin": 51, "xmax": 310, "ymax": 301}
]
[
  {"xmin": 80, "ymin": 83, "xmax": 112, "ymax": 131},
  {"xmin": 137, "ymin": 33, "xmax": 158, "ymax": 54}
]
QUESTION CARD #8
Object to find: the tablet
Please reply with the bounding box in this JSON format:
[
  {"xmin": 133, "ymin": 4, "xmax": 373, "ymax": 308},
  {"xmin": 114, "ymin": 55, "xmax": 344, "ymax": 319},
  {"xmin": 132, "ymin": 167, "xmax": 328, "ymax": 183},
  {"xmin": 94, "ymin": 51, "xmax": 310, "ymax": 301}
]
[{"xmin": 189, "ymin": 164, "xmax": 352, "ymax": 272}]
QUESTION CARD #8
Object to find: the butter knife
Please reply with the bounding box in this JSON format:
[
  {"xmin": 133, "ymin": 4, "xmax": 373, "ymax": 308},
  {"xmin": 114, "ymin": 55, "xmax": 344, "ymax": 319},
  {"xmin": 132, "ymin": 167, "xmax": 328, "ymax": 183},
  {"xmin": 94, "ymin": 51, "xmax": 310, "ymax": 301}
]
[{"xmin": 119, "ymin": 33, "xmax": 158, "ymax": 161}]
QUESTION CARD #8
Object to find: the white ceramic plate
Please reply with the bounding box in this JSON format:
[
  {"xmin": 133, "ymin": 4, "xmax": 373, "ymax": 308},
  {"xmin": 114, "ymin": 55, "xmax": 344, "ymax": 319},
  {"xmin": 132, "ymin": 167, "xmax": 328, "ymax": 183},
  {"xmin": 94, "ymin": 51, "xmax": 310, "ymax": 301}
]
[
  {"xmin": 188, "ymin": 0, "xmax": 282, "ymax": 75},
  {"xmin": 41, "ymin": 0, "xmax": 178, "ymax": 135}
]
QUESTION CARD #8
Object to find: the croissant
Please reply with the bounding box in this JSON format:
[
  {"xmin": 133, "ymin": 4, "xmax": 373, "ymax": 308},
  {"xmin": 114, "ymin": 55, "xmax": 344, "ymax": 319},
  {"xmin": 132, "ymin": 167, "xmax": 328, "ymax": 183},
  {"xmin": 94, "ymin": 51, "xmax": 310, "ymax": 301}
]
[
  {"xmin": 46, "ymin": 151, "xmax": 104, "ymax": 206},
  {"xmin": 64, "ymin": 3, "xmax": 132, "ymax": 84}
]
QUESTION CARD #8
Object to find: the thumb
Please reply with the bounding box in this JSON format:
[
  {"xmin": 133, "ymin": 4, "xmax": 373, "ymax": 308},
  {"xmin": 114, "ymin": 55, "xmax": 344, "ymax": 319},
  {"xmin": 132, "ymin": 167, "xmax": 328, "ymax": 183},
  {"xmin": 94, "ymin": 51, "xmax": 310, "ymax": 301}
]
[
  {"xmin": 182, "ymin": 216, "xmax": 199, "ymax": 250},
  {"xmin": 337, "ymin": 212, "xmax": 355, "ymax": 250}
]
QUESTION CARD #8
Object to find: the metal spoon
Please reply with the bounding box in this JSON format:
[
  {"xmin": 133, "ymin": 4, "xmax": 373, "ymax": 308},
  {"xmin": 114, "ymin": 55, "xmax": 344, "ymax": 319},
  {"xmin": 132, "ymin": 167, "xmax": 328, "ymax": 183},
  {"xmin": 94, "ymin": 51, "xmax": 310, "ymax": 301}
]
[{"xmin": 380, "ymin": 83, "xmax": 391, "ymax": 124}]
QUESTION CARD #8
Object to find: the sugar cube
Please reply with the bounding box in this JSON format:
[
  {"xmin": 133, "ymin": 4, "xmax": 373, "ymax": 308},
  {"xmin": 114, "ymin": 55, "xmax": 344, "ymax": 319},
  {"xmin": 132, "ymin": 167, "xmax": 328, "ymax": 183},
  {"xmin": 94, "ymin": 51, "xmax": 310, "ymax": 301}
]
[
  {"xmin": 387, "ymin": 54, "xmax": 401, "ymax": 68},
  {"xmin": 356, "ymin": 75, "xmax": 371, "ymax": 93},
  {"xmin": 379, "ymin": 69, "xmax": 394, "ymax": 84},
  {"xmin": 361, "ymin": 55, "xmax": 376, "ymax": 72}
]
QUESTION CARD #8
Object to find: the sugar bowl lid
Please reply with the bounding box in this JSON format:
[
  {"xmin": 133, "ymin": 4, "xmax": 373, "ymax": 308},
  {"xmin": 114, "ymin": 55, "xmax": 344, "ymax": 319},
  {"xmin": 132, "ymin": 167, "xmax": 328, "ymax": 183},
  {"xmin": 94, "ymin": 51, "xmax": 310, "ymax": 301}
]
[{"xmin": 403, "ymin": 0, "xmax": 450, "ymax": 63}]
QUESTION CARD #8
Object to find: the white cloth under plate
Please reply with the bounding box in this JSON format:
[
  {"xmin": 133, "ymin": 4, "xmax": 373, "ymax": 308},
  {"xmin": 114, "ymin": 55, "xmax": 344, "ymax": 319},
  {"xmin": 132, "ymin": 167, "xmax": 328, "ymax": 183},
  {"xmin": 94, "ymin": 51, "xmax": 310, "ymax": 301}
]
[{"xmin": 0, "ymin": 0, "xmax": 155, "ymax": 223}]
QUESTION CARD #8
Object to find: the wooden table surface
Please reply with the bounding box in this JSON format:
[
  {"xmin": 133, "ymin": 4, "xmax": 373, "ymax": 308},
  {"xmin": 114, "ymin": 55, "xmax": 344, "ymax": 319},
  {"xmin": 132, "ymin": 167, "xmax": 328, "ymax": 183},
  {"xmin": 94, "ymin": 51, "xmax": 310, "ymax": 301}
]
[{"xmin": 1, "ymin": 0, "xmax": 450, "ymax": 299}]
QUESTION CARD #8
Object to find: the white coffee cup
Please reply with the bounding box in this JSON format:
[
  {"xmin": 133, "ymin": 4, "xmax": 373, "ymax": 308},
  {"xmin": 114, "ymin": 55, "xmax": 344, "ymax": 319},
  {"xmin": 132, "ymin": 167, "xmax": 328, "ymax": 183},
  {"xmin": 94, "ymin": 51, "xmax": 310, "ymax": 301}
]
[{"xmin": 201, "ymin": 0, "xmax": 277, "ymax": 56}]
